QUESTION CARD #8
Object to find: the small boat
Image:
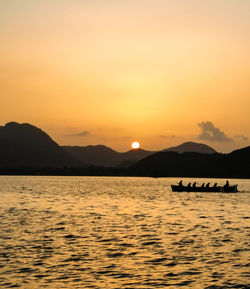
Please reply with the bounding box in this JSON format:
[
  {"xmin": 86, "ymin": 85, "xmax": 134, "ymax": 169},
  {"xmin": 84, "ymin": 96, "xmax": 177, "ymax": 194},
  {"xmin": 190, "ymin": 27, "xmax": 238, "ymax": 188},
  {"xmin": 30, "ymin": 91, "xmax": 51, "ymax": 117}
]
[{"xmin": 171, "ymin": 184, "xmax": 238, "ymax": 193}]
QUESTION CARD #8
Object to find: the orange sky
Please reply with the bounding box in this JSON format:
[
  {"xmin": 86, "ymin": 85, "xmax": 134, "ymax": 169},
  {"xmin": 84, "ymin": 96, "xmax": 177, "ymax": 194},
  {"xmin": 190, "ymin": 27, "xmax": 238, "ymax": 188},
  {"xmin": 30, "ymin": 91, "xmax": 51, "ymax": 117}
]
[{"xmin": 1, "ymin": 0, "xmax": 249, "ymax": 152}]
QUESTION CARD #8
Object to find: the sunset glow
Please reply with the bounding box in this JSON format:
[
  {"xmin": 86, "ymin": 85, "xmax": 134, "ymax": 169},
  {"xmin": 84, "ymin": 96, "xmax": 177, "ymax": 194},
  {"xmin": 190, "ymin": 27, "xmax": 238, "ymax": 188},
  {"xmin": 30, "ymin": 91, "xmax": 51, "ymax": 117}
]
[
  {"xmin": 0, "ymin": 3, "xmax": 249, "ymax": 285},
  {"xmin": 0, "ymin": 0, "xmax": 249, "ymax": 152},
  {"xmin": 132, "ymin": 142, "xmax": 140, "ymax": 149}
]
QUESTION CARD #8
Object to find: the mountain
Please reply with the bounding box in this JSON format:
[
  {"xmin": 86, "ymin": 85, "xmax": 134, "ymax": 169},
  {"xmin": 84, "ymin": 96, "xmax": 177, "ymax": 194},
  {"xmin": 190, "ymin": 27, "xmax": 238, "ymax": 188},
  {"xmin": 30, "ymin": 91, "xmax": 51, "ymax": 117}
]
[
  {"xmin": 118, "ymin": 148, "xmax": 155, "ymax": 167},
  {"xmin": 163, "ymin": 141, "xmax": 216, "ymax": 154},
  {"xmin": 64, "ymin": 142, "xmax": 217, "ymax": 167},
  {"xmin": 228, "ymin": 145, "xmax": 250, "ymax": 159},
  {"xmin": 0, "ymin": 122, "xmax": 249, "ymax": 178},
  {"xmin": 63, "ymin": 145, "xmax": 120, "ymax": 167},
  {"xmin": 0, "ymin": 122, "xmax": 79, "ymax": 167},
  {"xmin": 64, "ymin": 141, "xmax": 216, "ymax": 167},
  {"xmin": 131, "ymin": 146, "xmax": 250, "ymax": 178},
  {"xmin": 0, "ymin": 121, "xmax": 222, "ymax": 170},
  {"xmin": 63, "ymin": 145, "xmax": 154, "ymax": 167}
]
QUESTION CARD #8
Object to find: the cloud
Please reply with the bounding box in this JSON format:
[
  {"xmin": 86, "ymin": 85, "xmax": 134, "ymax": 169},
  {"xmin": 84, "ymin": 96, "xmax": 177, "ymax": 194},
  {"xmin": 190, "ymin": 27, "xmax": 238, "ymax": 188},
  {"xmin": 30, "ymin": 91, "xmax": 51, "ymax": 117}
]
[
  {"xmin": 234, "ymin": 134, "xmax": 248, "ymax": 141},
  {"xmin": 64, "ymin": 131, "xmax": 91, "ymax": 137},
  {"xmin": 197, "ymin": 121, "xmax": 233, "ymax": 142},
  {"xmin": 119, "ymin": 136, "xmax": 131, "ymax": 140},
  {"xmin": 158, "ymin": 134, "xmax": 177, "ymax": 139}
]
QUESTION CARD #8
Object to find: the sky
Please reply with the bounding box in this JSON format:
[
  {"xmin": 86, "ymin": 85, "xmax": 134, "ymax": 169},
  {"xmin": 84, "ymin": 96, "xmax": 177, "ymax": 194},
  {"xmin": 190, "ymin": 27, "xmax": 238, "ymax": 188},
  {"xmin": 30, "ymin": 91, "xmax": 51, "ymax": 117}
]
[{"xmin": 0, "ymin": 0, "xmax": 249, "ymax": 152}]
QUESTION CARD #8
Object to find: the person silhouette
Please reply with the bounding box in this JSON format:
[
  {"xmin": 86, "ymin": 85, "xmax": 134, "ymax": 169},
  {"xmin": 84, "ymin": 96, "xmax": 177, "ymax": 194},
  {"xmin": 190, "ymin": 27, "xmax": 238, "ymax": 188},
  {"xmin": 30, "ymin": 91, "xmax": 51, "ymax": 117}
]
[
  {"xmin": 205, "ymin": 182, "xmax": 210, "ymax": 188},
  {"xmin": 186, "ymin": 182, "xmax": 191, "ymax": 191},
  {"xmin": 179, "ymin": 180, "xmax": 183, "ymax": 186},
  {"xmin": 223, "ymin": 180, "xmax": 230, "ymax": 191}
]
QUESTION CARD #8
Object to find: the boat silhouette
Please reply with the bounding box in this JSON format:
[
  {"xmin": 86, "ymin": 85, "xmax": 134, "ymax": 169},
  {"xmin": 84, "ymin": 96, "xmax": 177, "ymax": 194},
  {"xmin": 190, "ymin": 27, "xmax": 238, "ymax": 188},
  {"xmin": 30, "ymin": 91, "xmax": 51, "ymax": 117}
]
[{"xmin": 171, "ymin": 183, "xmax": 238, "ymax": 192}]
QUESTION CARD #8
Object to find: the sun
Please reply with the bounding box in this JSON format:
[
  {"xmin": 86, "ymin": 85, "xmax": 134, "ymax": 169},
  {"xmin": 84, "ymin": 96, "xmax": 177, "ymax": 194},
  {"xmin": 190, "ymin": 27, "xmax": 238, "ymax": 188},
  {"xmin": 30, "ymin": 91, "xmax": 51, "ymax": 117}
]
[{"xmin": 131, "ymin": 141, "xmax": 140, "ymax": 149}]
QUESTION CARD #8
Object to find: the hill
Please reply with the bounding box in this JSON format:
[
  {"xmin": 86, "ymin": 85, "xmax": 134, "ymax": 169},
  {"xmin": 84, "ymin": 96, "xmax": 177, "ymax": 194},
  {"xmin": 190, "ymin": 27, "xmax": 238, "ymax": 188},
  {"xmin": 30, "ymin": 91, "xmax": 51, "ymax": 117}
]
[
  {"xmin": 119, "ymin": 148, "xmax": 155, "ymax": 167},
  {"xmin": 64, "ymin": 142, "xmax": 216, "ymax": 167},
  {"xmin": 63, "ymin": 145, "xmax": 120, "ymax": 167},
  {"xmin": 0, "ymin": 122, "xmax": 80, "ymax": 167},
  {"xmin": 0, "ymin": 122, "xmax": 249, "ymax": 178},
  {"xmin": 163, "ymin": 141, "xmax": 216, "ymax": 154},
  {"xmin": 63, "ymin": 145, "xmax": 154, "ymax": 167},
  {"xmin": 0, "ymin": 121, "xmax": 228, "ymax": 174},
  {"xmin": 131, "ymin": 146, "xmax": 250, "ymax": 178}
]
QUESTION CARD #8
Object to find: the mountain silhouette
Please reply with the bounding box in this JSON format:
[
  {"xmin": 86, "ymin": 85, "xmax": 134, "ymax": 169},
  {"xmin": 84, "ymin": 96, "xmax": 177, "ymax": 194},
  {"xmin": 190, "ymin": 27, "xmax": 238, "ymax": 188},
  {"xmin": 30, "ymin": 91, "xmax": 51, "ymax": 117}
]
[
  {"xmin": 131, "ymin": 146, "xmax": 250, "ymax": 178},
  {"xmin": 163, "ymin": 141, "xmax": 216, "ymax": 154},
  {"xmin": 3, "ymin": 121, "xmax": 244, "ymax": 178},
  {"xmin": 63, "ymin": 145, "xmax": 154, "ymax": 167},
  {"xmin": 228, "ymin": 145, "xmax": 250, "ymax": 159},
  {"xmin": 64, "ymin": 141, "xmax": 216, "ymax": 167},
  {"xmin": 63, "ymin": 145, "xmax": 120, "ymax": 167},
  {"xmin": 0, "ymin": 122, "xmax": 80, "ymax": 167},
  {"xmin": 118, "ymin": 148, "xmax": 156, "ymax": 167}
]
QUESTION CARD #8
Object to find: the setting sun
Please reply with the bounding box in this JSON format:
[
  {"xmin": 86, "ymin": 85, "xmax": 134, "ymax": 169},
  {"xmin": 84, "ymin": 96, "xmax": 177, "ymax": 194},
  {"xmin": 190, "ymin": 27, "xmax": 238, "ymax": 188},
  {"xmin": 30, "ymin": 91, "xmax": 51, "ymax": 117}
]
[{"xmin": 131, "ymin": 141, "xmax": 140, "ymax": 149}]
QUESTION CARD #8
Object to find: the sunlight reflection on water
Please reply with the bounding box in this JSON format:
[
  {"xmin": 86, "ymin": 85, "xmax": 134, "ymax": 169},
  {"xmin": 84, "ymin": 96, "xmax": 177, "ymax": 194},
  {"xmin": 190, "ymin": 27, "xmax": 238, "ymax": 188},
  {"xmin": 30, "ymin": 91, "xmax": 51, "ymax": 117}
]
[{"xmin": 0, "ymin": 176, "xmax": 249, "ymax": 288}]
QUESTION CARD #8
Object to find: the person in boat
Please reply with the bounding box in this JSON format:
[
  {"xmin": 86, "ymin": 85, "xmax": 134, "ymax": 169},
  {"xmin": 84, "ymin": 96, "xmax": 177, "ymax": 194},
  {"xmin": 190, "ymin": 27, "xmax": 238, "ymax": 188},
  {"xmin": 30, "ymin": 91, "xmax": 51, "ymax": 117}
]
[
  {"xmin": 205, "ymin": 182, "xmax": 210, "ymax": 188},
  {"xmin": 201, "ymin": 183, "xmax": 205, "ymax": 188},
  {"xmin": 224, "ymin": 180, "xmax": 229, "ymax": 188},
  {"xmin": 192, "ymin": 182, "xmax": 197, "ymax": 188},
  {"xmin": 187, "ymin": 182, "xmax": 191, "ymax": 188},
  {"xmin": 223, "ymin": 180, "xmax": 230, "ymax": 191},
  {"xmin": 178, "ymin": 180, "xmax": 183, "ymax": 187},
  {"xmin": 213, "ymin": 183, "xmax": 218, "ymax": 187}
]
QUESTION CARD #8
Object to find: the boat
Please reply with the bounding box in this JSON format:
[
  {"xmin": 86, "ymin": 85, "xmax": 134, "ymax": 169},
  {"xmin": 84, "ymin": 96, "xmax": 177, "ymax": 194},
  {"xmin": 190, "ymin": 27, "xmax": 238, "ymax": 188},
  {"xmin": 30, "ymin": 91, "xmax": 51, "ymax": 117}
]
[{"xmin": 171, "ymin": 184, "xmax": 238, "ymax": 193}]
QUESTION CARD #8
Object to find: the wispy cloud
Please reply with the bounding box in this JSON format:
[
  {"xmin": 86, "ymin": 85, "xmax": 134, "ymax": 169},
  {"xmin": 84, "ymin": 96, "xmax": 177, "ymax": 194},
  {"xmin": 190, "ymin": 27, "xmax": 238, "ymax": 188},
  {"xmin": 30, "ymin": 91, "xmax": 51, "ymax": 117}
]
[
  {"xmin": 158, "ymin": 134, "xmax": 177, "ymax": 139},
  {"xmin": 234, "ymin": 134, "xmax": 248, "ymax": 141},
  {"xmin": 197, "ymin": 121, "xmax": 233, "ymax": 142},
  {"xmin": 64, "ymin": 131, "xmax": 91, "ymax": 137}
]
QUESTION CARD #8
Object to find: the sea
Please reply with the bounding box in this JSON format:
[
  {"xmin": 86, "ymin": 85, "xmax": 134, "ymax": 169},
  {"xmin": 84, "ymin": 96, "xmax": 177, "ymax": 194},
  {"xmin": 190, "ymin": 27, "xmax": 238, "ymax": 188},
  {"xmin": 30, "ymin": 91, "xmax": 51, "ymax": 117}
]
[{"xmin": 0, "ymin": 176, "xmax": 249, "ymax": 289}]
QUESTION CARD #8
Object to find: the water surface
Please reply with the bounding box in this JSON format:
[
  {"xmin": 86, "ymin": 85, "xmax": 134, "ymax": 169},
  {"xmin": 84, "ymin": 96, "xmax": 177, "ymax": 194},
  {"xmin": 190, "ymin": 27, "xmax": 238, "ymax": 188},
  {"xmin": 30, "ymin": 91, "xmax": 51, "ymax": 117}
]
[{"xmin": 0, "ymin": 176, "xmax": 249, "ymax": 288}]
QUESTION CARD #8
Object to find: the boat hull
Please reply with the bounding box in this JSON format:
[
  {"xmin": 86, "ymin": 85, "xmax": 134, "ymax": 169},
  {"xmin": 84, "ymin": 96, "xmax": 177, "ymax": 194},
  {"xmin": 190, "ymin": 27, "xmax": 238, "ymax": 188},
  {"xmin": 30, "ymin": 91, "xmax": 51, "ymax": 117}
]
[{"xmin": 171, "ymin": 185, "xmax": 238, "ymax": 193}]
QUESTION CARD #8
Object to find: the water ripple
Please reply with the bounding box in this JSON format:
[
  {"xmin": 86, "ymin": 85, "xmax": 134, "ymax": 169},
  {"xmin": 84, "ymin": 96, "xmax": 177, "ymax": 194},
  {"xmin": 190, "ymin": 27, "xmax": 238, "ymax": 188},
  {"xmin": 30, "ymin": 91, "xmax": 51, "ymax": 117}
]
[{"xmin": 0, "ymin": 176, "xmax": 249, "ymax": 288}]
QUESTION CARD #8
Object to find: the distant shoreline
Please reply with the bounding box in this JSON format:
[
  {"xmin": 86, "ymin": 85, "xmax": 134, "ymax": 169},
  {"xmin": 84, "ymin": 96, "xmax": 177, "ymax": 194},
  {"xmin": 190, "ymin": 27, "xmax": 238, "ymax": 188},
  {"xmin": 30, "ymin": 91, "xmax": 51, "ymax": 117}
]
[{"xmin": 0, "ymin": 167, "xmax": 249, "ymax": 179}]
